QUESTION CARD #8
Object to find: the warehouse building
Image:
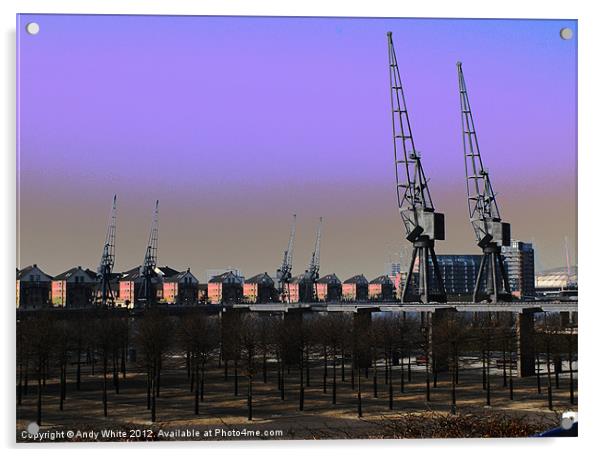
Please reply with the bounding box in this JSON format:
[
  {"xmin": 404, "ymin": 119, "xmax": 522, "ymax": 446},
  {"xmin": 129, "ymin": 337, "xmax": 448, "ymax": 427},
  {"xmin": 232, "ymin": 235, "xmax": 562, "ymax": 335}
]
[
  {"xmin": 162, "ymin": 268, "xmax": 199, "ymax": 305},
  {"xmin": 342, "ymin": 274, "xmax": 369, "ymax": 301},
  {"xmin": 369, "ymin": 275, "xmax": 395, "ymax": 301},
  {"xmin": 51, "ymin": 266, "xmax": 97, "ymax": 308},
  {"xmin": 208, "ymin": 271, "xmax": 244, "ymax": 304},
  {"xmin": 316, "ymin": 273, "xmax": 342, "ymax": 302},
  {"xmin": 243, "ymin": 272, "xmax": 277, "ymax": 303},
  {"xmin": 16, "ymin": 264, "xmax": 53, "ymax": 309}
]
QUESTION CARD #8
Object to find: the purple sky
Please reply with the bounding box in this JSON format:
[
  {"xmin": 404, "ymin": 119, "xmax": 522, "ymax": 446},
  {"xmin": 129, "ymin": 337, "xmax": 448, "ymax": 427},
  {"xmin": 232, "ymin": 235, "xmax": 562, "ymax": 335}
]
[{"xmin": 17, "ymin": 15, "xmax": 577, "ymax": 279}]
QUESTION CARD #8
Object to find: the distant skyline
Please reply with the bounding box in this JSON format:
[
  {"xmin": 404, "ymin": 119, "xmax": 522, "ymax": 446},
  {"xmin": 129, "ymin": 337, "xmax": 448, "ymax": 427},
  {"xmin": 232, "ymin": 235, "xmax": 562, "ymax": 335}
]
[{"xmin": 17, "ymin": 15, "xmax": 577, "ymax": 279}]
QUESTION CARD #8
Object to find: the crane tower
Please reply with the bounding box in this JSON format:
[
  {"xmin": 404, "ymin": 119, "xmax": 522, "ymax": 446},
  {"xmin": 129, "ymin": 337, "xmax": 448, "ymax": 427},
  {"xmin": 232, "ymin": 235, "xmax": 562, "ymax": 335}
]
[
  {"xmin": 137, "ymin": 200, "xmax": 159, "ymax": 308},
  {"xmin": 304, "ymin": 217, "xmax": 322, "ymax": 302},
  {"xmin": 277, "ymin": 214, "xmax": 296, "ymax": 303},
  {"xmin": 457, "ymin": 62, "xmax": 511, "ymax": 302},
  {"xmin": 387, "ymin": 32, "xmax": 446, "ymax": 303},
  {"xmin": 96, "ymin": 195, "xmax": 117, "ymax": 307}
]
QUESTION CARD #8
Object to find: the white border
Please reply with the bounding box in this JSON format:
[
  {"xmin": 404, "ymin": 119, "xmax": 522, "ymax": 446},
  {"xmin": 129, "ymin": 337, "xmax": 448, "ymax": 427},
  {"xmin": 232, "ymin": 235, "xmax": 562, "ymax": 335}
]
[{"xmin": 2, "ymin": 1, "xmax": 600, "ymax": 455}]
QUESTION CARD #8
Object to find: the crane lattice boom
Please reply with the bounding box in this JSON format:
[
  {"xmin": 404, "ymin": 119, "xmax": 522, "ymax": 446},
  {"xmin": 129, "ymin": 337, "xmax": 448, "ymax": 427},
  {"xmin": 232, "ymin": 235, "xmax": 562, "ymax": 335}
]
[
  {"xmin": 387, "ymin": 32, "xmax": 446, "ymax": 303},
  {"xmin": 307, "ymin": 216, "xmax": 322, "ymax": 282},
  {"xmin": 96, "ymin": 195, "xmax": 117, "ymax": 307},
  {"xmin": 457, "ymin": 62, "xmax": 511, "ymax": 302},
  {"xmin": 457, "ymin": 62, "xmax": 505, "ymax": 245}
]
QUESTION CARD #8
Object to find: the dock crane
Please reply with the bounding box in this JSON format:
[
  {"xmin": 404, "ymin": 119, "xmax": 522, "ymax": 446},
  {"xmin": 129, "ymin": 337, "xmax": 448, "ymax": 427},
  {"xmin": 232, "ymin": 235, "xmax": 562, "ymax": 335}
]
[
  {"xmin": 277, "ymin": 214, "xmax": 296, "ymax": 303},
  {"xmin": 387, "ymin": 32, "xmax": 446, "ymax": 303},
  {"xmin": 304, "ymin": 217, "xmax": 322, "ymax": 302},
  {"xmin": 137, "ymin": 200, "xmax": 159, "ymax": 308},
  {"xmin": 96, "ymin": 195, "xmax": 117, "ymax": 307},
  {"xmin": 457, "ymin": 62, "xmax": 511, "ymax": 302}
]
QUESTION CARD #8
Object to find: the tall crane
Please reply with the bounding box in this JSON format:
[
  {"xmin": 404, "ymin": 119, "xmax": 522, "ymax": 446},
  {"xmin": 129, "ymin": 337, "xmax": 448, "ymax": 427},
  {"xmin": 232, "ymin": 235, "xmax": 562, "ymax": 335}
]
[
  {"xmin": 96, "ymin": 195, "xmax": 117, "ymax": 307},
  {"xmin": 387, "ymin": 32, "xmax": 446, "ymax": 303},
  {"xmin": 137, "ymin": 200, "xmax": 159, "ymax": 308},
  {"xmin": 277, "ymin": 214, "xmax": 296, "ymax": 303},
  {"xmin": 304, "ymin": 217, "xmax": 322, "ymax": 302},
  {"xmin": 457, "ymin": 62, "xmax": 511, "ymax": 302}
]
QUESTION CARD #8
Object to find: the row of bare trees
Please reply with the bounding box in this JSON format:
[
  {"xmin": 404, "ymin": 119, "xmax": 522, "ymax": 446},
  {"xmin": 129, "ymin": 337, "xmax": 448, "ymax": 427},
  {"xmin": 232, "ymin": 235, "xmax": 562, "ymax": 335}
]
[{"xmin": 17, "ymin": 309, "xmax": 577, "ymax": 425}]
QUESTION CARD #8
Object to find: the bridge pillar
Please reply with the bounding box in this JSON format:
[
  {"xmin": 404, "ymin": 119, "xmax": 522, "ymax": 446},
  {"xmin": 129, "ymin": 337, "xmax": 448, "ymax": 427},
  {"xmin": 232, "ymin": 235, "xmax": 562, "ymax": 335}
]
[
  {"xmin": 220, "ymin": 307, "xmax": 244, "ymax": 361},
  {"xmin": 282, "ymin": 308, "xmax": 305, "ymax": 365},
  {"xmin": 429, "ymin": 308, "xmax": 452, "ymax": 373},
  {"xmin": 560, "ymin": 311, "xmax": 578, "ymax": 328},
  {"xmin": 516, "ymin": 309, "xmax": 536, "ymax": 377},
  {"xmin": 353, "ymin": 309, "xmax": 372, "ymax": 369}
]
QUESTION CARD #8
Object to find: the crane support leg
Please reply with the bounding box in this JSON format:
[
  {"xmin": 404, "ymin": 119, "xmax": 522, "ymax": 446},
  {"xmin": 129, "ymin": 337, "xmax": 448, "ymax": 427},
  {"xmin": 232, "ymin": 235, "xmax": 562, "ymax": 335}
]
[{"xmin": 401, "ymin": 238, "xmax": 446, "ymax": 303}]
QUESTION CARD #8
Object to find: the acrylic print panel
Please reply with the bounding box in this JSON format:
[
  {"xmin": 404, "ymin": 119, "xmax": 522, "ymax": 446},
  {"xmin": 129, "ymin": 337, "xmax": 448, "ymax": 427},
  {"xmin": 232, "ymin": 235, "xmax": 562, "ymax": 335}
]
[{"xmin": 16, "ymin": 14, "xmax": 577, "ymax": 442}]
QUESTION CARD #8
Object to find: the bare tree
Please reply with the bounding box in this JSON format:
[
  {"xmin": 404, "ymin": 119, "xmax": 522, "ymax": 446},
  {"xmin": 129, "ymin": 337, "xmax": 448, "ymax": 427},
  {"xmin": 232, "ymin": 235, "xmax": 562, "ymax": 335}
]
[
  {"xmin": 135, "ymin": 309, "xmax": 173, "ymax": 422},
  {"xmin": 24, "ymin": 312, "xmax": 56, "ymax": 426},
  {"xmin": 239, "ymin": 314, "xmax": 260, "ymax": 420},
  {"xmin": 180, "ymin": 312, "xmax": 218, "ymax": 415}
]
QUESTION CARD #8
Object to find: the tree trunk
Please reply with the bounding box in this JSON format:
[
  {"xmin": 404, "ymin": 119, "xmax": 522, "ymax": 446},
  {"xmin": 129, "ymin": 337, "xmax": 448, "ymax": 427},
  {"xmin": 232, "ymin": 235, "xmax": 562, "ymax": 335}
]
[
  {"xmin": 388, "ymin": 364, "xmax": 394, "ymax": 410},
  {"xmin": 112, "ymin": 352, "xmax": 120, "ymax": 394},
  {"xmin": 502, "ymin": 340, "xmax": 508, "ymax": 387},
  {"xmin": 482, "ymin": 349, "xmax": 487, "ymax": 390},
  {"xmin": 373, "ymin": 357, "xmax": 378, "ymax": 399},
  {"xmin": 247, "ymin": 376, "xmax": 253, "ymax": 421},
  {"xmin": 486, "ymin": 344, "xmax": 491, "ymax": 406},
  {"xmin": 280, "ymin": 362, "xmax": 285, "ymax": 401},
  {"xmin": 121, "ymin": 344, "xmax": 127, "ymax": 379},
  {"xmin": 24, "ymin": 357, "xmax": 29, "ymax": 396},
  {"xmin": 186, "ymin": 350, "xmax": 191, "ymax": 379},
  {"xmin": 76, "ymin": 347, "xmax": 81, "ymax": 391},
  {"xmin": 201, "ymin": 360, "xmax": 206, "ymax": 402},
  {"xmin": 17, "ymin": 360, "xmax": 23, "ymax": 406},
  {"xmin": 332, "ymin": 348, "xmax": 337, "ymax": 405},
  {"xmin": 305, "ymin": 349, "xmax": 310, "ymax": 387},
  {"xmin": 146, "ymin": 369, "xmax": 151, "ymax": 410},
  {"xmin": 322, "ymin": 345, "xmax": 328, "ymax": 394},
  {"xmin": 407, "ymin": 345, "xmax": 412, "ymax": 382},
  {"xmin": 37, "ymin": 358, "xmax": 42, "ymax": 426},
  {"xmin": 299, "ymin": 356, "xmax": 304, "ymax": 411},
  {"xmin": 568, "ymin": 335, "xmax": 575, "ymax": 405},
  {"xmin": 546, "ymin": 341, "xmax": 553, "ymax": 410},
  {"xmin": 536, "ymin": 345, "xmax": 542, "ymax": 394},
  {"xmin": 400, "ymin": 351, "xmax": 405, "ymax": 393},
  {"xmin": 156, "ymin": 358, "xmax": 162, "ymax": 398},
  {"xmin": 234, "ymin": 359, "xmax": 239, "ymax": 396},
  {"xmin": 103, "ymin": 354, "xmax": 108, "ymax": 417},
  {"xmin": 357, "ymin": 365, "xmax": 362, "ymax": 418},
  {"xmin": 194, "ymin": 358, "xmax": 200, "ymax": 415},
  {"xmin": 451, "ymin": 342, "xmax": 457, "ymax": 414},
  {"xmin": 151, "ymin": 367, "xmax": 157, "ymax": 422}
]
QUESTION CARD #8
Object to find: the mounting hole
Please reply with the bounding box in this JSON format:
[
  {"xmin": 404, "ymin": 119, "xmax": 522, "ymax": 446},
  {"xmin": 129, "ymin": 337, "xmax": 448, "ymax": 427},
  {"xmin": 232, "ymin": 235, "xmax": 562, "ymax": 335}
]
[
  {"xmin": 559, "ymin": 27, "xmax": 573, "ymax": 40},
  {"xmin": 27, "ymin": 422, "xmax": 40, "ymax": 435},
  {"xmin": 26, "ymin": 22, "xmax": 40, "ymax": 35},
  {"xmin": 560, "ymin": 417, "xmax": 574, "ymax": 430}
]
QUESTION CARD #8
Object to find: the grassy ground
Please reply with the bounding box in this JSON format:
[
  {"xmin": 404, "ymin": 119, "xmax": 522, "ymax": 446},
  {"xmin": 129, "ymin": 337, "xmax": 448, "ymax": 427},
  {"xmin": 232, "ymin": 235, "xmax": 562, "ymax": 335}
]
[{"xmin": 16, "ymin": 355, "xmax": 577, "ymax": 441}]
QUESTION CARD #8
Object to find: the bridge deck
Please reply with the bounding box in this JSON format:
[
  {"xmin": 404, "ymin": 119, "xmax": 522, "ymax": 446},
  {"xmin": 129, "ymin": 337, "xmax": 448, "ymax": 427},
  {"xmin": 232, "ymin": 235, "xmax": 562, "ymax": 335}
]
[{"xmin": 16, "ymin": 300, "xmax": 578, "ymax": 316}]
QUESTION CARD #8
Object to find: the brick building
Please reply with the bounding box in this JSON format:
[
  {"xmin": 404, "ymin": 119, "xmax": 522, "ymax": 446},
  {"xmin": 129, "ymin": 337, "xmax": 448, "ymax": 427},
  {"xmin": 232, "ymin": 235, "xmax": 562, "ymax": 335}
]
[
  {"xmin": 342, "ymin": 274, "xmax": 369, "ymax": 301},
  {"xmin": 315, "ymin": 274, "xmax": 342, "ymax": 302},
  {"xmin": 369, "ymin": 275, "xmax": 395, "ymax": 301},
  {"xmin": 208, "ymin": 271, "xmax": 243, "ymax": 304},
  {"xmin": 51, "ymin": 266, "xmax": 97, "ymax": 308},
  {"xmin": 16, "ymin": 264, "xmax": 52, "ymax": 309},
  {"xmin": 162, "ymin": 268, "xmax": 199, "ymax": 305},
  {"xmin": 243, "ymin": 273, "xmax": 277, "ymax": 303},
  {"xmin": 118, "ymin": 266, "xmax": 161, "ymax": 308}
]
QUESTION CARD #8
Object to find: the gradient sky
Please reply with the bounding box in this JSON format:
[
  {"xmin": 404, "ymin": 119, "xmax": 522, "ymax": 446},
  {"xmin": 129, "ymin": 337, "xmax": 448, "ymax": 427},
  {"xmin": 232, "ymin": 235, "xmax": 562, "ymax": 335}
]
[{"xmin": 17, "ymin": 15, "xmax": 577, "ymax": 280}]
